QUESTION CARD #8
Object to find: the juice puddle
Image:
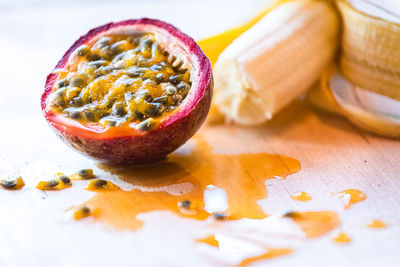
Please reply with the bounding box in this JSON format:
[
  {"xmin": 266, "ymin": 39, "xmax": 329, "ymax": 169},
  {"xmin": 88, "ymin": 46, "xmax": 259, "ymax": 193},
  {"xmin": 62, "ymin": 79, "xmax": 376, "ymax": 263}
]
[
  {"xmin": 197, "ymin": 235, "xmax": 219, "ymax": 248},
  {"xmin": 332, "ymin": 232, "xmax": 351, "ymax": 243},
  {"xmin": 291, "ymin": 191, "xmax": 312, "ymax": 201},
  {"xmin": 77, "ymin": 137, "xmax": 301, "ymax": 230},
  {"xmin": 197, "ymin": 234, "xmax": 293, "ymax": 266},
  {"xmin": 336, "ymin": 189, "xmax": 366, "ymax": 209},
  {"xmin": 239, "ymin": 248, "xmax": 293, "ymax": 267},
  {"xmin": 367, "ymin": 219, "xmax": 387, "ymax": 229},
  {"xmin": 284, "ymin": 211, "xmax": 340, "ymax": 238}
]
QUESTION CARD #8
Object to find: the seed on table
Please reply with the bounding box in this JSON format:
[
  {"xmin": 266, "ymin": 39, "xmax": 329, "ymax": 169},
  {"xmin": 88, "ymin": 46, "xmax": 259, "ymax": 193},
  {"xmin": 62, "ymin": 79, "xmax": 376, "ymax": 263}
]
[
  {"xmin": 36, "ymin": 179, "xmax": 60, "ymax": 190},
  {"xmin": 178, "ymin": 200, "xmax": 192, "ymax": 209},
  {"xmin": 59, "ymin": 175, "xmax": 71, "ymax": 185},
  {"xmin": 213, "ymin": 213, "xmax": 228, "ymax": 220},
  {"xmin": 92, "ymin": 179, "xmax": 108, "ymax": 188},
  {"xmin": 73, "ymin": 206, "xmax": 91, "ymax": 220},
  {"xmin": 77, "ymin": 169, "xmax": 94, "ymax": 179},
  {"xmin": 0, "ymin": 177, "xmax": 25, "ymax": 190}
]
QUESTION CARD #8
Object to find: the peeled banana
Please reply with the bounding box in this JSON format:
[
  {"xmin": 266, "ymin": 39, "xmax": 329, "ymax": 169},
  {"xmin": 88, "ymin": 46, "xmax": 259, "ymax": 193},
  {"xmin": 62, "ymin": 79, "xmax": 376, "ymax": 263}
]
[
  {"xmin": 308, "ymin": 66, "xmax": 400, "ymax": 138},
  {"xmin": 212, "ymin": 0, "xmax": 339, "ymax": 125},
  {"xmin": 338, "ymin": 0, "xmax": 400, "ymax": 101}
]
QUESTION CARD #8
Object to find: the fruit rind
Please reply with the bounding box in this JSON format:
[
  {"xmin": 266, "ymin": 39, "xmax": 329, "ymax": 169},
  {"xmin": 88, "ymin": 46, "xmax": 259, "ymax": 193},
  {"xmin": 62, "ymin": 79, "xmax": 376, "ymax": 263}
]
[{"xmin": 42, "ymin": 18, "xmax": 213, "ymax": 164}]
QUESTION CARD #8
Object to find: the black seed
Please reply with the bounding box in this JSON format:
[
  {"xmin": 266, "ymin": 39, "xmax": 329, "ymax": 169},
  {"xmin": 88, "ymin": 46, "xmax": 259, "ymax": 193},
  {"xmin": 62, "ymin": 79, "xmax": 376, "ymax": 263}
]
[
  {"xmin": 164, "ymin": 84, "xmax": 178, "ymax": 96},
  {"xmin": 136, "ymin": 118, "xmax": 155, "ymax": 131},
  {"xmin": 76, "ymin": 45, "xmax": 90, "ymax": 57},
  {"xmin": 155, "ymin": 73, "xmax": 166, "ymax": 84},
  {"xmin": 178, "ymin": 200, "xmax": 191, "ymax": 209},
  {"xmin": 169, "ymin": 74, "xmax": 183, "ymax": 85},
  {"xmin": 142, "ymin": 38, "xmax": 153, "ymax": 49},
  {"xmin": 110, "ymin": 41, "xmax": 127, "ymax": 56},
  {"xmin": 144, "ymin": 103, "xmax": 164, "ymax": 117},
  {"xmin": 81, "ymin": 206, "xmax": 90, "ymax": 215},
  {"xmin": 87, "ymin": 54, "xmax": 102, "ymax": 61},
  {"xmin": 69, "ymin": 110, "xmax": 81, "ymax": 119},
  {"xmin": 107, "ymin": 120, "xmax": 117, "ymax": 127},
  {"xmin": 95, "ymin": 37, "xmax": 111, "ymax": 48},
  {"xmin": 78, "ymin": 169, "xmax": 93, "ymax": 178},
  {"xmin": 92, "ymin": 179, "xmax": 108, "ymax": 188},
  {"xmin": 84, "ymin": 110, "xmax": 95, "ymax": 121},
  {"xmin": 283, "ymin": 211, "xmax": 298, "ymax": 218},
  {"xmin": 176, "ymin": 81, "xmax": 190, "ymax": 93},
  {"xmin": 112, "ymin": 102, "xmax": 126, "ymax": 116},
  {"xmin": 69, "ymin": 77, "xmax": 85, "ymax": 88},
  {"xmin": 44, "ymin": 179, "xmax": 59, "ymax": 188},
  {"xmin": 0, "ymin": 180, "xmax": 17, "ymax": 189},
  {"xmin": 57, "ymin": 78, "xmax": 69, "ymax": 88},
  {"xmin": 59, "ymin": 175, "xmax": 71, "ymax": 185},
  {"xmin": 213, "ymin": 213, "xmax": 228, "ymax": 220},
  {"xmin": 71, "ymin": 97, "xmax": 84, "ymax": 107}
]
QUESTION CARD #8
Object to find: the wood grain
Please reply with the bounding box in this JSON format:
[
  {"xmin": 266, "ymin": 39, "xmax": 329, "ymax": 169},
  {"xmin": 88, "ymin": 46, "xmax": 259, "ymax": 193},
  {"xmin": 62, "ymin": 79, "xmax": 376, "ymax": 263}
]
[{"xmin": 0, "ymin": 1, "xmax": 399, "ymax": 266}]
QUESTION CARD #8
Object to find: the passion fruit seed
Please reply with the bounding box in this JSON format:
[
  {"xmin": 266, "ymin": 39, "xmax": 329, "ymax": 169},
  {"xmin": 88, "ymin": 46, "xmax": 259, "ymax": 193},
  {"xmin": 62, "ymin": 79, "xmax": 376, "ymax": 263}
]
[
  {"xmin": 213, "ymin": 213, "xmax": 228, "ymax": 220},
  {"xmin": 59, "ymin": 175, "xmax": 71, "ymax": 185},
  {"xmin": 178, "ymin": 200, "xmax": 192, "ymax": 209},
  {"xmin": 49, "ymin": 32, "xmax": 191, "ymax": 130},
  {"xmin": 78, "ymin": 169, "xmax": 94, "ymax": 179},
  {"xmin": 76, "ymin": 45, "xmax": 90, "ymax": 57},
  {"xmin": 73, "ymin": 206, "xmax": 91, "ymax": 220},
  {"xmin": 36, "ymin": 179, "xmax": 60, "ymax": 190},
  {"xmin": 136, "ymin": 118, "xmax": 156, "ymax": 131},
  {"xmin": 92, "ymin": 179, "xmax": 108, "ymax": 188},
  {"xmin": 0, "ymin": 177, "xmax": 25, "ymax": 190}
]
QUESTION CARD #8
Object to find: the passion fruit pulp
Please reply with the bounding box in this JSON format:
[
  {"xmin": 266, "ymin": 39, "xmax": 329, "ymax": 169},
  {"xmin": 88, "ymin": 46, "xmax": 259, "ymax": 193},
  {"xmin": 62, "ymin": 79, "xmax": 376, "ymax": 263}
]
[{"xmin": 42, "ymin": 18, "xmax": 213, "ymax": 165}]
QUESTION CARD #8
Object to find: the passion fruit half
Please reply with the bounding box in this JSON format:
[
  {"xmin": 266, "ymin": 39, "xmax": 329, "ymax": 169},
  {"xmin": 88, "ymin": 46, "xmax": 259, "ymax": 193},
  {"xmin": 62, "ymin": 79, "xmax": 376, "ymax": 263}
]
[{"xmin": 42, "ymin": 18, "xmax": 213, "ymax": 165}]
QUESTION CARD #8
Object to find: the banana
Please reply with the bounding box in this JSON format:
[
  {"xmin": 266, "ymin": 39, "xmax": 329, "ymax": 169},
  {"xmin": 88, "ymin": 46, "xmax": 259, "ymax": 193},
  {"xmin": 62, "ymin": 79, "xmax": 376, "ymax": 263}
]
[
  {"xmin": 212, "ymin": 0, "xmax": 339, "ymax": 125},
  {"xmin": 338, "ymin": 0, "xmax": 400, "ymax": 101},
  {"xmin": 307, "ymin": 65, "xmax": 400, "ymax": 139}
]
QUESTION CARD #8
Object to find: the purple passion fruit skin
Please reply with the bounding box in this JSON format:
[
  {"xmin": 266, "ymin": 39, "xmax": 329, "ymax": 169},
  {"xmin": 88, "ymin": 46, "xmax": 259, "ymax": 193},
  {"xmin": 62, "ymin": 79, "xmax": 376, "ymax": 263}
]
[{"xmin": 41, "ymin": 18, "xmax": 213, "ymax": 165}]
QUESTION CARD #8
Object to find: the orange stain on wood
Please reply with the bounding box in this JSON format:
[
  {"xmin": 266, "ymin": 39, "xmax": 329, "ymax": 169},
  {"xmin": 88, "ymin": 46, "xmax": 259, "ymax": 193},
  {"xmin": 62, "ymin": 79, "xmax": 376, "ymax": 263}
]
[
  {"xmin": 239, "ymin": 248, "xmax": 293, "ymax": 267},
  {"xmin": 284, "ymin": 211, "xmax": 340, "ymax": 238},
  {"xmin": 367, "ymin": 219, "xmax": 387, "ymax": 229},
  {"xmin": 197, "ymin": 235, "xmax": 219, "ymax": 248},
  {"xmin": 332, "ymin": 232, "xmax": 351, "ymax": 243},
  {"xmin": 291, "ymin": 191, "xmax": 312, "ymax": 201},
  {"xmin": 78, "ymin": 137, "xmax": 301, "ymax": 230},
  {"xmin": 337, "ymin": 189, "xmax": 366, "ymax": 209}
]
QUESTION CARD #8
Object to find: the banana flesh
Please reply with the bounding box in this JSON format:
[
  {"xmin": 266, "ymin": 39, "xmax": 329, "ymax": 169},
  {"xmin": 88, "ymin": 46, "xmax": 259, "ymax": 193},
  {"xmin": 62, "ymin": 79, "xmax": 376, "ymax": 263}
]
[
  {"xmin": 213, "ymin": 0, "xmax": 339, "ymax": 125},
  {"xmin": 338, "ymin": 0, "xmax": 400, "ymax": 101}
]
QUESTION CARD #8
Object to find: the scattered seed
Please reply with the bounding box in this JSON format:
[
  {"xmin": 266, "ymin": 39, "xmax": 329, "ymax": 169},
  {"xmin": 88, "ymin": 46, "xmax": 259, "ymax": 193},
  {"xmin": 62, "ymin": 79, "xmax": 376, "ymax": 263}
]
[
  {"xmin": 178, "ymin": 200, "xmax": 192, "ymax": 209},
  {"xmin": 36, "ymin": 179, "xmax": 60, "ymax": 190},
  {"xmin": 0, "ymin": 177, "xmax": 25, "ymax": 190},
  {"xmin": 213, "ymin": 213, "xmax": 228, "ymax": 220},
  {"xmin": 92, "ymin": 179, "xmax": 108, "ymax": 188},
  {"xmin": 73, "ymin": 206, "xmax": 91, "ymax": 220},
  {"xmin": 77, "ymin": 169, "xmax": 94, "ymax": 179},
  {"xmin": 59, "ymin": 175, "xmax": 71, "ymax": 185}
]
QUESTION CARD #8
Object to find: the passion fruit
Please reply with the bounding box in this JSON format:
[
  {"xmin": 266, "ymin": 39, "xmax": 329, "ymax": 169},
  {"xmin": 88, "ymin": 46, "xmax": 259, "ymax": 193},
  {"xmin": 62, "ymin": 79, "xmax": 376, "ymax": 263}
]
[{"xmin": 42, "ymin": 18, "xmax": 213, "ymax": 165}]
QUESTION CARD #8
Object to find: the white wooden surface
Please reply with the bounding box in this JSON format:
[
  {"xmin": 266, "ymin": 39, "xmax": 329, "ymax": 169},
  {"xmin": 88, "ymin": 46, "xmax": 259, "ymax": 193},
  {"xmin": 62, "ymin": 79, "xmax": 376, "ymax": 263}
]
[{"xmin": 0, "ymin": 1, "xmax": 399, "ymax": 266}]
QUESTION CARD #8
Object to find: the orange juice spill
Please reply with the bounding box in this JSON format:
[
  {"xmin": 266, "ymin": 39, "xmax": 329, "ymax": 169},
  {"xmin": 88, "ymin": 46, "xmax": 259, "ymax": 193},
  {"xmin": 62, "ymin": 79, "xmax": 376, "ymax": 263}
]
[
  {"xmin": 76, "ymin": 135, "xmax": 301, "ymax": 230},
  {"xmin": 367, "ymin": 219, "xmax": 387, "ymax": 229},
  {"xmin": 284, "ymin": 211, "xmax": 340, "ymax": 238},
  {"xmin": 197, "ymin": 235, "xmax": 219, "ymax": 248},
  {"xmin": 336, "ymin": 189, "xmax": 366, "ymax": 209},
  {"xmin": 239, "ymin": 248, "xmax": 293, "ymax": 267},
  {"xmin": 291, "ymin": 191, "xmax": 312, "ymax": 201},
  {"xmin": 332, "ymin": 232, "xmax": 351, "ymax": 243}
]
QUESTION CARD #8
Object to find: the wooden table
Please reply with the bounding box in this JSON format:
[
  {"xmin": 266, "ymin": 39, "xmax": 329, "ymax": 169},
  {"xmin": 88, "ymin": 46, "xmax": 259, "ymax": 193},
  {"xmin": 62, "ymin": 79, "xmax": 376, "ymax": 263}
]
[{"xmin": 0, "ymin": 1, "xmax": 399, "ymax": 266}]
